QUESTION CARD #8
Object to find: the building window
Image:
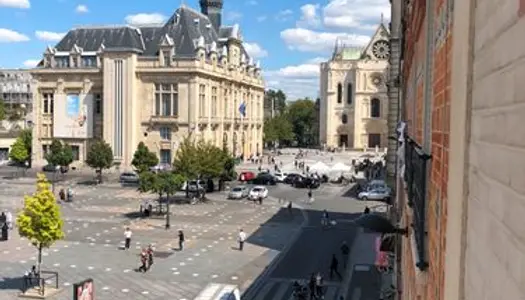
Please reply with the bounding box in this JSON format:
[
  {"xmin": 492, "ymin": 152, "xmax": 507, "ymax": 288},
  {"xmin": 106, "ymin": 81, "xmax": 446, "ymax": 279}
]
[
  {"xmin": 55, "ymin": 56, "xmax": 69, "ymax": 68},
  {"xmin": 342, "ymin": 114, "xmax": 348, "ymax": 124},
  {"xmin": 42, "ymin": 145, "xmax": 49, "ymax": 155},
  {"xmin": 95, "ymin": 94, "xmax": 102, "ymax": 114},
  {"xmin": 160, "ymin": 127, "xmax": 171, "ymax": 140},
  {"xmin": 224, "ymin": 89, "xmax": 229, "ymax": 117},
  {"xmin": 163, "ymin": 50, "xmax": 171, "ymax": 67},
  {"xmin": 199, "ymin": 84, "xmax": 206, "ymax": 117},
  {"xmin": 211, "ymin": 87, "xmax": 217, "ymax": 116},
  {"xmin": 82, "ymin": 56, "xmax": 96, "ymax": 68},
  {"xmin": 154, "ymin": 83, "xmax": 178, "ymax": 116},
  {"xmin": 160, "ymin": 149, "xmax": 171, "ymax": 164},
  {"xmin": 368, "ymin": 134, "xmax": 381, "ymax": 148},
  {"xmin": 234, "ymin": 91, "xmax": 238, "ymax": 117},
  {"xmin": 337, "ymin": 83, "xmax": 342, "ymax": 103},
  {"xmin": 42, "ymin": 93, "xmax": 54, "ymax": 114},
  {"xmin": 371, "ymin": 98, "xmax": 381, "ymax": 118},
  {"xmin": 71, "ymin": 145, "xmax": 80, "ymax": 161},
  {"xmin": 347, "ymin": 83, "xmax": 353, "ymax": 104}
]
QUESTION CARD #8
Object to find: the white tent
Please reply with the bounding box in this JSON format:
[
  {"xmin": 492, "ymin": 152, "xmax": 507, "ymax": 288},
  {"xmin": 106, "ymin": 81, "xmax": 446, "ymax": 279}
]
[
  {"xmin": 330, "ymin": 162, "xmax": 352, "ymax": 173},
  {"xmin": 309, "ymin": 161, "xmax": 331, "ymax": 174}
]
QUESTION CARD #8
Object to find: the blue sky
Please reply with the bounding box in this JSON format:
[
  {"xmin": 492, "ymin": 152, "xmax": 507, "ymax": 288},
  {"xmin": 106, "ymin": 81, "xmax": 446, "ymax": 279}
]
[{"xmin": 0, "ymin": 0, "xmax": 390, "ymax": 100}]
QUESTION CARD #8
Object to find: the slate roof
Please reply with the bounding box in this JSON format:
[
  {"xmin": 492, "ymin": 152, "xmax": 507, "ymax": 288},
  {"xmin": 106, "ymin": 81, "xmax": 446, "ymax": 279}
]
[{"xmin": 53, "ymin": 5, "xmax": 249, "ymax": 58}]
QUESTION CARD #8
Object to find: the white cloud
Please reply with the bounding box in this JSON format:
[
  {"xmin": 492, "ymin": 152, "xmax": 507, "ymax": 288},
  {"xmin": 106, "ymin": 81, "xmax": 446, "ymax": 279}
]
[
  {"xmin": 244, "ymin": 42, "xmax": 268, "ymax": 58},
  {"xmin": 0, "ymin": 28, "xmax": 29, "ymax": 42},
  {"xmin": 323, "ymin": 0, "xmax": 390, "ymax": 30},
  {"xmin": 0, "ymin": 0, "xmax": 30, "ymax": 9},
  {"xmin": 296, "ymin": 4, "xmax": 321, "ymax": 28},
  {"xmin": 226, "ymin": 11, "xmax": 242, "ymax": 21},
  {"xmin": 75, "ymin": 4, "xmax": 88, "ymax": 13},
  {"xmin": 256, "ymin": 15, "xmax": 267, "ymax": 22},
  {"xmin": 281, "ymin": 28, "xmax": 370, "ymax": 53},
  {"xmin": 125, "ymin": 13, "xmax": 166, "ymax": 25},
  {"xmin": 35, "ymin": 31, "xmax": 66, "ymax": 42},
  {"xmin": 264, "ymin": 61, "xmax": 321, "ymax": 100},
  {"xmin": 275, "ymin": 9, "xmax": 293, "ymax": 21},
  {"xmin": 306, "ymin": 57, "xmax": 328, "ymax": 64},
  {"xmin": 23, "ymin": 59, "xmax": 39, "ymax": 67}
]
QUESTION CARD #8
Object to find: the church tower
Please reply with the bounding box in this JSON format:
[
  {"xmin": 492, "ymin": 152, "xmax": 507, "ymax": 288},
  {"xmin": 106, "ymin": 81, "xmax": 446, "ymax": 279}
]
[{"xmin": 199, "ymin": 0, "xmax": 223, "ymax": 31}]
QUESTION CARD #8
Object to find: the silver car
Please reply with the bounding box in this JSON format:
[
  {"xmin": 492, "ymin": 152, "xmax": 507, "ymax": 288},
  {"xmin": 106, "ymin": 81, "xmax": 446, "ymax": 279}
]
[
  {"xmin": 358, "ymin": 187, "xmax": 392, "ymax": 201},
  {"xmin": 120, "ymin": 172, "xmax": 139, "ymax": 184},
  {"xmin": 228, "ymin": 186, "xmax": 249, "ymax": 199}
]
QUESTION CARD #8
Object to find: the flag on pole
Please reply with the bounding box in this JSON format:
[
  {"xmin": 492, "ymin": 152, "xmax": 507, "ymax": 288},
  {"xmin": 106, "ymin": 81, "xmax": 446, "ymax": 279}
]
[{"xmin": 238, "ymin": 101, "xmax": 247, "ymax": 117}]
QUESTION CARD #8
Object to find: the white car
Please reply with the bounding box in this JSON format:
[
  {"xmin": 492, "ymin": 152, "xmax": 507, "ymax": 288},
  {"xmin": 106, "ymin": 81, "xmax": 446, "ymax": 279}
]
[
  {"xmin": 358, "ymin": 187, "xmax": 392, "ymax": 201},
  {"xmin": 249, "ymin": 186, "xmax": 268, "ymax": 200},
  {"xmin": 273, "ymin": 172, "xmax": 289, "ymax": 182}
]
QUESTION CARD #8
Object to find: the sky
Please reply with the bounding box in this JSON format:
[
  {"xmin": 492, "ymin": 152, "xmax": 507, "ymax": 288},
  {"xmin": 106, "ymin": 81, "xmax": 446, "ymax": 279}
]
[{"xmin": 0, "ymin": 0, "xmax": 390, "ymax": 101}]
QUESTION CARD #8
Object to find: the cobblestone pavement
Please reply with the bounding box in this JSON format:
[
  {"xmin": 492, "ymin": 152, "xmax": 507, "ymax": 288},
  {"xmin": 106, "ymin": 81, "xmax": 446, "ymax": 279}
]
[{"xmin": 0, "ymin": 182, "xmax": 304, "ymax": 300}]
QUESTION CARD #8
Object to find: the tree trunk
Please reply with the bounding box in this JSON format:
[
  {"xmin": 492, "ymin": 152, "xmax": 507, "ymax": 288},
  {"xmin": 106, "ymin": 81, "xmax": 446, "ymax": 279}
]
[
  {"xmin": 165, "ymin": 192, "xmax": 170, "ymax": 229},
  {"xmin": 37, "ymin": 243, "xmax": 43, "ymax": 290}
]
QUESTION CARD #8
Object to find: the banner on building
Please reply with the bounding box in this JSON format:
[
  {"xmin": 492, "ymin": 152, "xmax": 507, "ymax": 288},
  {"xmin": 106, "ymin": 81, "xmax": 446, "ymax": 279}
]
[{"xmin": 53, "ymin": 93, "xmax": 93, "ymax": 138}]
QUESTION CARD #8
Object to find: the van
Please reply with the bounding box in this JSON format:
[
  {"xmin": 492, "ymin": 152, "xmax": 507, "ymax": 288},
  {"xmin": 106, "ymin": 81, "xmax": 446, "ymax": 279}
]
[{"xmin": 193, "ymin": 284, "xmax": 240, "ymax": 300}]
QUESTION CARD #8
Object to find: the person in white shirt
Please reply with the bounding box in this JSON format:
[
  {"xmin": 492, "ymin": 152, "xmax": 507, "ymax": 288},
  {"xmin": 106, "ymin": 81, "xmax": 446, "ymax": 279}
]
[
  {"xmin": 238, "ymin": 229, "xmax": 246, "ymax": 251},
  {"xmin": 124, "ymin": 227, "xmax": 132, "ymax": 250},
  {"xmin": 5, "ymin": 211, "xmax": 12, "ymax": 229}
]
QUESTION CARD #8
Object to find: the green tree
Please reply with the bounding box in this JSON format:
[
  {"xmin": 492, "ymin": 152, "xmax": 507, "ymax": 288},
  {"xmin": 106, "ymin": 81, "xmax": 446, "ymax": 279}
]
[
  {"xmin": 263, "ymin": 115, "xmax": 295, "ymax": 146},
  {"xmin": 157, "ymin": 172, "xmax": 185, "ymax": 228},
  {"xmin": 264, "ymin": 89, "xmax": 287, "ymax": 118},
  {"xmin": 17, "ymin": 173, "xmax": 64, "ymax": 281},
  {"xmin": 172, "ymin": 137, "xmax": 201, "ymax": 179},
  {"xmin": 287, "ymin": 98, "xmax": 317, "ymax": 147},
  {"xmin": 0, "ymin": 99, "xmax": 5, "ymax": 121},
  {"xmin": 44, "ymin": 139, "xmax": 74, "ymax": 168},
  {"xmin": 9, "ymin": 137, "xmax": 29, "ymax": 164},
  {"xmin": 85, "ymin": 139, "xmax": 113, "ymax": 183},
  {"xmin": 195, "ymin": 140, "xmax": 228, "ymax": 178},
  {"xmin": 131, "ymin": 142, "xmax": 159, "ymax": 173},
  {"xmin": 138, "ymin": 171, "xmax": 156, "ymax": 194}
]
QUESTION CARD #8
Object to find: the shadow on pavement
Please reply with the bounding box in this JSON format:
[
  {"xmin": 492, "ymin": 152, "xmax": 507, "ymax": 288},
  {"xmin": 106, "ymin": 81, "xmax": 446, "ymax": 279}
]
[{"xmin": 0, "ymin": 276, "xmax": 24, "ymax": 292}]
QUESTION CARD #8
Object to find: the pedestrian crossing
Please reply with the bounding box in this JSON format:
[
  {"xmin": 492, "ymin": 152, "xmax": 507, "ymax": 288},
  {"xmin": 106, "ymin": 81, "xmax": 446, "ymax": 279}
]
[{"xmin": 246, "ymin": 279, "xmax": 341, "ymax": 300}]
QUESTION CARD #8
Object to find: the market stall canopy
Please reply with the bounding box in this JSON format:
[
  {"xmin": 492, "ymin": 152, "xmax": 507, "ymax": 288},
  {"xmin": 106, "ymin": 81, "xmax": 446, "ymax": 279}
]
[
  {"xmin": 330, "ymin": 162, "xmax": 352, "ymax": 173},
  {"xmin": 309, "ymin": 161, "xmax": 331, "ymax": 173}
]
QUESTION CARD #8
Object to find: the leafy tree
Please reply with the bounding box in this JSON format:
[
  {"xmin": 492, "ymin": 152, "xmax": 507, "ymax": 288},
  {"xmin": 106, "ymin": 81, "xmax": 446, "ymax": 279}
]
[
  {"xmin": 138, "ymin": 171, "xmax": 156, "ymax": 194},
  {"xmin": 45, "ymin": 139, "xmax": 74, "ymax": 168},
  {"xmin": 85, "ymin": 139, "xmax": 113, "ymax": 183},
  {"xmin": 157, "ymin": 172, "xmax": 185, "ymax": 228},
  {"xmin": 195, "ymin": 140, "xmax": 228, "ymax": 178},
  {"xmin": 264, "ymin": 89, "xmax": 287, "ymax": 118},
  {"xmin": 17, "ymin": 173, "xmax": 64, "ymax": 281},
  {"xmin": 172, "ymin": 137, "xmax": 202, "ymax": 179},
  {"xmin": 263, "ymin": 114, "xmax": 295, "ymax": 146},
  {"xmin": 287, "ymin": 98, "xmax": 317, "ymax": 147},
  {"xmin": 9, "ymin": 137, "xmax": 29, "ymax": 164},
  {"xmin": 0, "ymin": 99, "xmax": 5, "ymax": 121},
  {"xmin": 132, "ymin": 142, "xmax": 159, "ymax": 173}
]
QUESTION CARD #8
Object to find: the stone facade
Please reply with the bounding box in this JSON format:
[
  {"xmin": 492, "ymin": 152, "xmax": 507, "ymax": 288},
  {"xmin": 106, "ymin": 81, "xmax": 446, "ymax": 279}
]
[
  {"xmin": 319, "ymin": 24, "xmax": 390, "ymax": 150},
  {"xmin": 30, "ymin": 2, "xmax": 264, "ymax": 169}
]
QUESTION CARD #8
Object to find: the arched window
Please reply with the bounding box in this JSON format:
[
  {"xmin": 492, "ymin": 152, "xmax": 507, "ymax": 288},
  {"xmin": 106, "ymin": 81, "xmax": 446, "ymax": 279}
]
[
  {"xmin": 347, "ymin": 83, "xmax": 353, "ymax": 104},
  {"xmin": 342, "ymin": 114, "xmax": 348, "ymax": 124},
  {"xmin": 337, "ymin": 83, "xmax": 342, "ymax": 103},
  {"xmin": 371, "ymin": 98, "xmax": 381, "ymax": 118}
]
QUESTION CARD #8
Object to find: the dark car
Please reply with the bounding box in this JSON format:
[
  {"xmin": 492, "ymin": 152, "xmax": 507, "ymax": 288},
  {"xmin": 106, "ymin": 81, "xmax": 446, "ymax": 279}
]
[
  {"xmin": 292, "ymin": 176, "xmax": 320, "ymax": 189},
  {"xmin": 252, "ymin": 173, "xmax": 277, "ymax": 185},
  {"xmin": 283, "ymin": 173, "xmax": 302, "ymax": 184},
  {"xmin": 42, "ymin": 164, "xmax": 68, "ymax": 173}
]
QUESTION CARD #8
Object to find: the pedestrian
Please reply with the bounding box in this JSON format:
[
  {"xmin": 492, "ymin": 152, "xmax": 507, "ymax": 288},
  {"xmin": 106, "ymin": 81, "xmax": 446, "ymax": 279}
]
[
  {"xmin": 178, "ymin": 230, "xmax": 185, "ymax": 251},
  {"xmin": 364, "ymin": 206, "xmax": 370, "ymax": 214},
  {"xmin": 0, "ymin": 212, "xmax": 5, "ymax": 225},
  {"xmin": 238, "ymin": 229, "xmax": 246, "ymax": 251},
  {"xmin": 315, "ymin": 272, "xmax": 324, "ymax": 298},
  {"xmin": 308, "ymin": 273, "xmax": 316, "ymax": 299},
  {"xmin": 138, "ymin": 248, "xmax": 148, "ymax": 272},
  {"xmin": 258, "ymin": 196, "xmax": 263, "ymax": 205},
  {"xmin": 341, "ymin": 241, "xmax": 350, "ymax": 269},
  {"xmin": 5, "ymin": 211, "xmax": 12, "ymax": 230},
  {"xmin": 147, "ymin": 244, "xmax": 154, "ymax": 270},
  {"xmin": 330, "ymin": 254, "xmax": 342, "ymax": 280},
  {"xmin": 124, "ymin": 227, "xmax": 132, "ymax": 250},
  {"xmin": 287, "ymin": 201, "xmax": 293, "ymax": 215}
]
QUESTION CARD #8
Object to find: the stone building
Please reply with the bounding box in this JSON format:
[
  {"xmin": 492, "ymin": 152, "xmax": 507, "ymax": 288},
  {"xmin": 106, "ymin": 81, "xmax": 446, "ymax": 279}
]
[
  {"xmin": 394, "ymin": 0, "xmax": 525, "ymax": 300},
  {"xmin": 319, "ymin": 23, "xmax": 390, "ymax": 150},
  {"xmin": 30, "ymin": 0, "xmax": 264, "ymax": 168}
]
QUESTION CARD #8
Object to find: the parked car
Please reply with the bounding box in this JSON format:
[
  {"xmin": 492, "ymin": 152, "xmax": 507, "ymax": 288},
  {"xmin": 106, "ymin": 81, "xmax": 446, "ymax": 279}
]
[
  {"xmin": 228, "ymin": 185, "xmax": 250, "ymax": 199},
  {"xmin": 365, "ymin": 180, "xmax": 389, "ymax": 190},
  {"xmin": 119, "ymin": 172, "xmax": 139, "ymax": 184},
  {"xmin": 149, "ymin": 163, "xmax": 172, "ymax": 173},
  {"xmin": 238, "ymin": 171, "xmax": 256, "ymax": 182},
  {"xmin": 283, "ymin": 173, "xmax": 302, "ymax": 184},
  {"xmin": 358, "ymin": 187, "xmax": 392, "ymax": 201},
  {"xmin": 248, "ymin": 186, "xmax": 269, "ymax": 200},
  {"xmin": 43, "ymin": 164, "xmax": 68, "ymax": 173},
  {"xmin": 252, "ymin": 173, "xmax": 277, "ymax": 185},
  {"xmin": 182, "ymin": 180, "xmax": 206, "ymax": 192},
  {"xmin": 292, "ymin": 176, "xmax": 320, "ymax": 189},
  {"xmin": 273, "ymin": 172, "xmax": 289, "ymax": 182}
]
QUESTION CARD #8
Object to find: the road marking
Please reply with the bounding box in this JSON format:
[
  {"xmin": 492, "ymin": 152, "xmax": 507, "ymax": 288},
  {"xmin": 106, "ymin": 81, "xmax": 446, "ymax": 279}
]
[
  {"xmin": 173, "ymin": 272, "xmax": 180, "ymax": 275},
  {"xmin": 70, "ymin": 265, "xmax": 76, "ymax": 268},
  {"xmin": 88, "ymin": 266, "xmax": 94, "ymax": 270},
  {"xmin": 193, "ymin": 273, "xmax": 199, "ymax": 277},
  {"xmin": 211, "ymin": 274, "xmax": 218, "ymax": 278},
  {"xmin": 102, "ymin": 286, "xmax": 109, "ymax": 291},
  {"xmin": 142, "ymin": 291, "xmax": 149, "ymax": 294},
  {"xmin": 121, "ymin": 289, "xmax": 129, "ymax": 293},
  {"xmin": 231, "ymin": 276, "xmax": 238, "ymax": 280},
  {"xmin": 53, "ymin": 263, "xmax": 60, "ymax": 267},
  {"xmin": 63, "ymin": 282, "xmax": 70, "ymax": 286}
]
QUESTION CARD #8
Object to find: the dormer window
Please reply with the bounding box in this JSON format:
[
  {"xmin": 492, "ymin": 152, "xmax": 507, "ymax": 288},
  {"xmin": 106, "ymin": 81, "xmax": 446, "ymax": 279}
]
[
  {"xmin": 82, "ymin": 56, "xmax": 96, "ymax": 68},
  {"xmin": 163, "ymin": 50, "xmax": 171, "ymax": 67},
  {"xmin": 56, "ymin": 56, "xmax": 69, "ymax": 68}
]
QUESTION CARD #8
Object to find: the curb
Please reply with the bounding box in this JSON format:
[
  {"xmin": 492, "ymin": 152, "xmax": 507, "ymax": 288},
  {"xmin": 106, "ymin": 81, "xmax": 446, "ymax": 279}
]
[{"xmin": 241, "ymin": 197, "xmax": 309, "ymax": 299}]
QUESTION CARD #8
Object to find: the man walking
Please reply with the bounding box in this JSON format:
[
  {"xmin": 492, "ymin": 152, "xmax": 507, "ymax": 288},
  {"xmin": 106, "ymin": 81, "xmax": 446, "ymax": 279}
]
[
  {"xmin": 178, "ymin": 230, "xmax": 185, "ymax": 251},
  {"xmin": 341, "ymin": 241, "xmax": 350, "ymax": 269},
  {"xmin": 138, "ymin": 248, "xmax": 148, "ymax": 272},
  {"xmin": 6, "ymin": 211, "xmax": 12, "ymax": 229},
  {"xmin": 330, "ymin": 254, "xmax": 342, "ymax": 280},
  {"xmin": 124, "ymin": 227, "xmax": 132, "ymax": 250},
  {"xmin": 146, "ymin": 244, "xmax": 154, "ymax": 270},
  {"xmin": 238, "ymin": 229, "xmax": 246, "ymax": 251}
]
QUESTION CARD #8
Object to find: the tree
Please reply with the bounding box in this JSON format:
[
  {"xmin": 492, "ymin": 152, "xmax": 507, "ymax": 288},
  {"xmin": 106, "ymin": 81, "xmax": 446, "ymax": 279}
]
[
  {"xmin": 9, "ymin": 137, "xmax": 29, "ymax": 164},
  {"xmin": 287, "ymin": 98, "xmax": 317, "ymax": 147},
  {"xmin": 157, "ymin": 172, "xmax": 185, "ymax": 229},
  {"xmin": 172, "ymin": 137, "xmax": 201, "ymax": 179},
  {"xmin": 85, "ymin": 139, "xmax": 113, "ymax": 183},
  {"xmin": 264, "ymin": 89, "xmax": 287, "ymax": 118},
  {"xmin": 132, "ymin": 142, "xmax": 159, "ymax": 173},
  {"xmin": 263, "ymin": 114, "xmax": 295, "ymax": 146},
  {"xmin": 17, "ymin": 173, "xmax": 64, "ymax": 283},
  {"xmin": 44, "ymin": 139, "xmax": 74, "ymax": 168}
]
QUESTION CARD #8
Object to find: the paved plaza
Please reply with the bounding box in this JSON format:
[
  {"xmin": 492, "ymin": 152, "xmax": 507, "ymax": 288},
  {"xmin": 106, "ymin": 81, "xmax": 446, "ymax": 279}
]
[{"xmin": 0, "ymin": 180, "xmax": 304, "ymax": 300}]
